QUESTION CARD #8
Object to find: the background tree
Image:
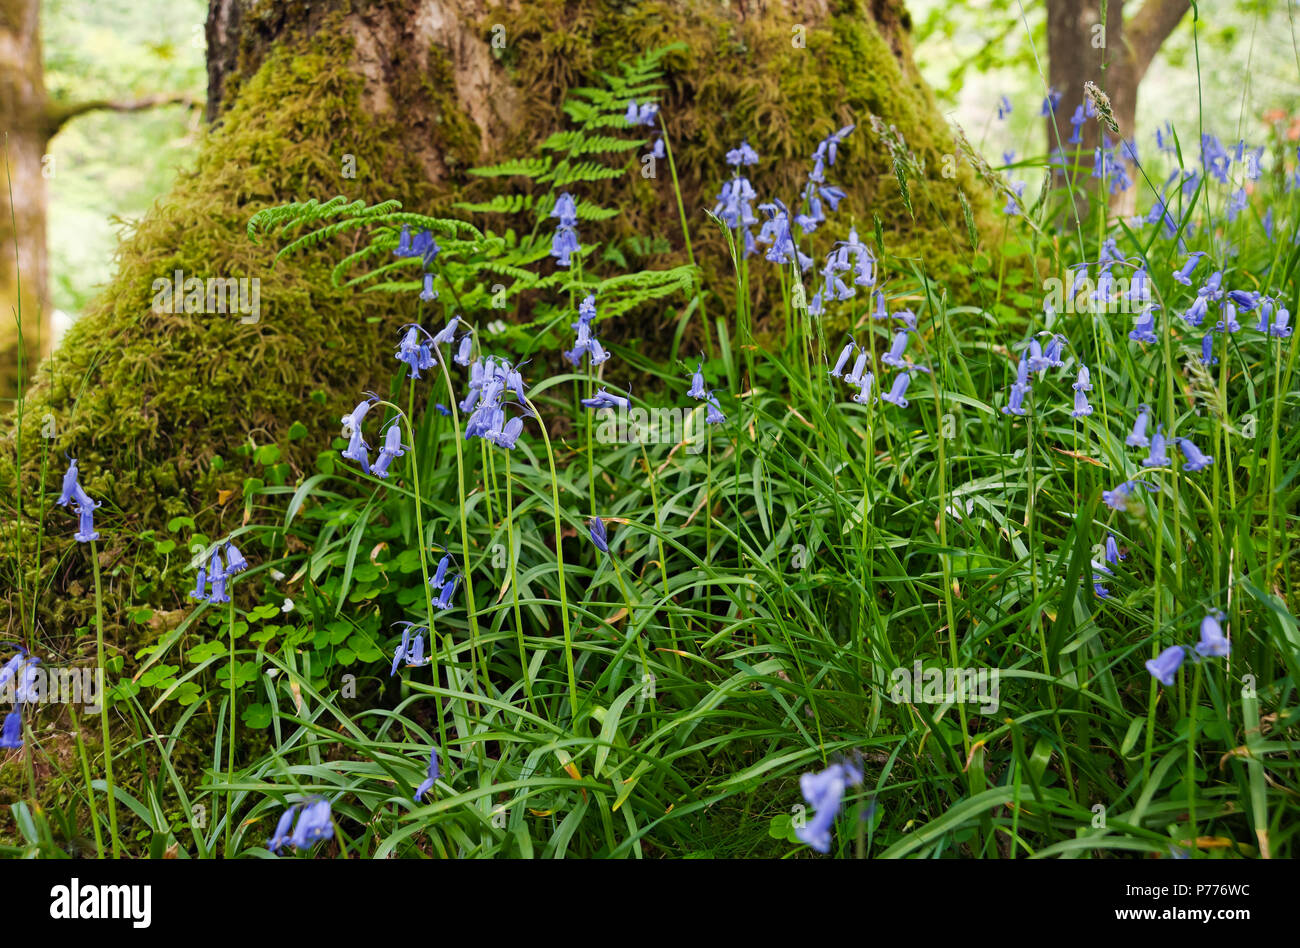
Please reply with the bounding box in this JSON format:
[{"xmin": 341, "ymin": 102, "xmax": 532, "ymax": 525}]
[{"xmin": 0, "ymin": 0, "xmax": 200, "ymax": 395}]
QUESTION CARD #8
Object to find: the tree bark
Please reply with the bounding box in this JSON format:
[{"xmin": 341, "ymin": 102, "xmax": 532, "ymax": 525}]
[{"xmin": 0, "ymin": 0, "xmax": 51, "ymax": 396}]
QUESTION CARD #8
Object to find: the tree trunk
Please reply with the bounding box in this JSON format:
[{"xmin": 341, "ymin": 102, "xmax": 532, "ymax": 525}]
[
  {"xmin": 1047, "ymin": 0, "xmax": 1190, "ymax": 211},
  {"xmin": 0, "ymin": 0, "xmax": 51, "ymax": 396}
]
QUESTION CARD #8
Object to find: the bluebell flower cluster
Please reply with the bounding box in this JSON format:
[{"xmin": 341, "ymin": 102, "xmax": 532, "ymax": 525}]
[
  {"xmin": 564, "ymin": 294, "xmax": 611, "ymax": 367},
  {"xmin": 461, "ymin": 354, "xmax": 530, "ymax": 450},
  {"xmin": 714, "ymin": 141, "xmax": 760, "ymax": 257},
  {"xmin": 684, "ymin": 359, "xmax": 725, "ymax": 423},
  {"xmin": 809, "ymin": 227, "xmax": 875, "ymax": 316},
  {"xmin": 188, "ymin": 541, "xmax": 249, "ymax": 606},
  {"xmin": 551, "ymin": 192, "xmax": 580, "ymax": 267},
  {"xmin": 625, "ymin": 98, "xmax": 665, "ymax": 158},
  {"xmin": 795, "ymin": 125, "xmax": 853, "ymax": 235},
  {"xmin": 390, "ymin": 621, "xmax": 432, "ymax": 675}
]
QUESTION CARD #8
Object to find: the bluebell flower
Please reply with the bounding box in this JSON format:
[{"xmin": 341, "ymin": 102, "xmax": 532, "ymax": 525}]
[
  {"xmin": 881, "ymin": 330, "xmax": 910, "ymax": 369},
  {"xmin": 454, "ymin": 333, "xmax": 474, "ymax": 367},
  {"xmin": 57, "ymin": 457, "xmax": 79, "ymax": 507},
  {"xmin": 624, "ymin": 99, "xmax": 659, "ymax": 127},
  {"xmin": 705, "ymin": 394, "xmax": 726, "ymax": 425},
  {"xmin": 1042, "ymin": 334, "xmax": 1067, "ymax": 368},
  {"xmin": 1271, "ymin": 307, "xmax": 1292, "ymax": 338},
  {"xmin": 289, "ymin": 797, "xmax": 334, "ymax": 850},
  {"xmin": 1103, "ymin": 479, "xmax": 1155, "ymax": 511},
  {"xmin": 1012, "ymin": 352, "xmax": 1031, "ymax": 391},
  {"xmin": 756, "ymin": 200, "xmax": 812, "ymax": 271},
  {"xmin": 1142, "ymin": 424, "xmax": 1169, "ymax": 468},
  {"xmin": 0, "ymin": 710, "xmax": 22, "ymax": 749},
  {"xmin": 1002, "ymin": 384, "xmax": 1028, "ymax": 416},
  {"xmin": 581, "ymin": 388, "xmax": 630, "ymax": 411},
  {"xmin": 341, "ymin": 395, "xmax": 377, "ymax": 438},
  {"xmin": 1073, "ymin": 365, "xmax": 1091, "ymax": 392},
  {"xmin": 342, "ymin": 426, "xmax": 371, "ymax": 474},
  {"xmin": 434, "ymin": 576, "xmax": 458, "ymax": 611},
  {"xmin": 1041, "ymin": 87, "xmax": 1061, "ymax": 116},
  {"xmin": 1172, "ymin": 251, "xmax": 1206, "ymax": 286},
  {"xmin": 225, "ymin": 542, "xmax": 249, "ymax": 574},
  {"xmin": 1145, "ymin": 645, "xmax": 1185, "ymax": 687},
  {"xmin": 73, "ymin": 485, "xmax": 100, "ymax": 544},
  {"xmin": 1105, "ymin": 533, "xmax": 1124, "ymax": 565},
  {"xmin": 829, "ymin": 341, "xmax": 855, "ymax": 380},
  {"xmin": 1195, "ymin": 611, "xmax": 1230, "ymax": 658},
  {"xmin": 1199, "ymin": 270, "xmax": 1224, "ymax": 303},
  {"xmin": 188, "ymin": 567, "xmax": 208, "ymax": 602},
  {"xmin": 1027, "ymin": 339, "xmax": 1051, "ymax": 374},
  {"xmin": 1227, "ymin": 290, "xmax": 1260, "ymax": 311},
  {"xmin": 390, "ymin": 624, "xmax": 412, "ymax": 676},
  {"xmin": 1200, "ymin": 333, "xmax": 1218, "ymax": 366},
  {"xmin": 432, "ymin": 553, "xmax": 452, "ymax": 588},
  {"xmin": 207, "ymin": 547, "xmax": 230, "ymax": 605},
  {"xmin": 372, "ymin": 423, "xmax": 407, "ymax": 479},
  {"xmin": 1216, "ymin": 303, "xmax": 1240, "ymax": 334},
  {"xmin": 881, "ymin": 372, "xmax": 911, "ymax": 408},
  {"xmin": 1253, "ymin": 298, "xmax": 1273, "ymax": 333},
  {"xmin": 795, "ymin": 761, "xmax": 863, "ymax": 854},
  {"xmin": 588, "ymin": 516, "xmax": 609, "ymax": 553},
  {"xmin": 267, "ymin": 805, "xmax": 298, "ymax": 853},
  {"xmin": 650, "ymin": 136, "xmax": 665, "ymax": 159},
  {"xmin": 1071, "ymin": 388, "xmax": 1093, "ymax": 418},
  {"xmin": 843, "ymin": 349, "xmax": 870, "ymax": 388},
  {"xmin": 725, "ymin": 140, "xmax": 759, "ymax": 167},
  {"xmin": 420, "ymin": 272, "xmax": 438, "ymax": 302},
  {"xmin": 852, "ymin": 373, "xmax": 875, "ymax": 405},
  {"xmin": 996, "ymin": 95, "xmax": 1012, "ymax": 120},
  {"xmin": 1068, "ymin": 105, "xmax": 1086, "ymax": 144},
  {"xmin": 432, "ymin": 315, "xmax": 460, "ymax": 347},
  {"xmin": 414, "ymin": 746, "xmax": 440, "ymax": 802},
  {"xmin": 1126, "ymin": 404, "xmax": 1152, "ymax": 448},
  {"xmin": 1177, "ymin": 437, "xmax": 1213, "ymax": 472},
  {"xmin": 1129, "ymin": 308, "xmax": 1158, "ymax": 343},
  {"xmin": 491, "ymin": 416, "xmax": 525, "ymax": 450}
]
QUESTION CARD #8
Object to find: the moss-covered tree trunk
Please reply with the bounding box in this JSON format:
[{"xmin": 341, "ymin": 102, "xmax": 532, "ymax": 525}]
[{"xmin": 2, "ymin": 0, "xmax": 993, "ymax": 644}]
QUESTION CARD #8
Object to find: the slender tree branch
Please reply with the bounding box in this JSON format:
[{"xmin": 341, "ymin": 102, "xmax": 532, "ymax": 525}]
[
  {"xmin": 43, "ymin": 92, "xmax": 202, "ymax": 137},
  {"xmin": 1126, "ymin": 0, "xmax": 1191, "ymax": 78}
]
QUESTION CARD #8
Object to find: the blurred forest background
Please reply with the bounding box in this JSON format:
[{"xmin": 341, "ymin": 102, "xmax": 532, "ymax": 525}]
[{"xmin": 42, "ymin": 0, "xmax": 1299, "ymax": 340}]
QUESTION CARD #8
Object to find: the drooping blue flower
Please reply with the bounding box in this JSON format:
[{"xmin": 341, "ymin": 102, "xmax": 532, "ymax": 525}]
[
  {"xmin": 1071, "ymin": 388, "xmax": 1093, "ymax": 418},
  {"xmin": 705, "ymin": 394, "xmax": 726, "ymax": 425},
  {"xmin": 414, "ymin": 746, "xmax": 440, "ymax": 802},
  {"xmin": 188, "ymin": 566, "xmax": 208, "ymax": 602},
  {"xmin": 1126, "ymin": 404, "xmax": 1152, "ymax": 448},
  {"xmin": 1145, "ymin": 645, "xmax": 1186, "ymax": 687},
  {"xmin": 0, "ymin": 710, "xmax": 21, "ymax": 749},
  {"xmin": 1073, "ymin": 365, "xmax": 1091, "ymax": 392},
  {"xmin": 1002, "ymin": 384, "xmax": 1028, "ymax": 417},
  {"xmin": 432, "ymin": 553, "xmax": 453, "ymax": 589},
  {"xmin": 73, "ymin": 485, "xmax": 101, "ymax": 543},
  {"xmin": 1177, "ymin": 437, "xmax": 1213, "ymax": 472},
  {"xmin": 881, "ymin": 330, "xmax": 910, "ymax": 369},
  {"xmin": 1040, "ymin": 87, "xmax": 1061, "ymax": 116},
  {"xmin": 725, "ymin": 140, "xmax": 759, "ymax": 167},
  {"xmin": 372, "ymin": 422, "xmax": 407, "ymax": 479},
  {"xmin": 588, "ymin": 516, "xmax": 609, "ymax": 553},
  {"xmin": 1271, "ymin": 307, "xmax": 1293, "ymax": 338},
  {"xmin": 267, "ymin": 805, "xmax": 298, "ymax": 853},
  {"xmin": 1142, "ymin": 424, "xmax": 1169, "ymax": 468},
  {"xmin": 1200, "ymin": 333, "xmax": 1218, "ymax": 366},
  {"xmin": 225, "ymin": 542, "xmax": 249, "ymax": 575},
  {"xmin": 57, "ymin": 457, "xmax": 79, "ymax": 507},
  {"xmin": 390, "ymin": 624, "xmax": 412, "ymax": 676},
  {"xmin": 1215, "ymin": 303, "xmax": 1240, "ymax": 334},
  {"xmin": 794, "ymin": 760, "xmax": 863, "ymax": 854},
  {"xmin": 1105, "ymin": 533, "xmax": 1124, "ymax": 565},
  {"xmin": 1129, "ymin": 308, "xmax": 1158, "ymax": 343},
  {"xmin": 289, "ymin": 797, "xmax": 334, "ymax": 850},
  {"xmin": 996, "ymin": 95, "xmax": 1012, "ymax": 120},
  {"xmin": 420, "ymin": 272, "xmax": 438, "ymax": 302},
  {"xmin": 829, "ymin": 342, "xmax": 854, "ymax": 379},
  {"xmin": 843, "ymin": 348, "xmax": 870, "ymax": 388},
  {"xmin": 1103, "ymin": 479, "xmax": 1156, "ymax": 512},
  {"xmin": 1068, "ymin": 104, "xmax": 1086, "ymax": 144},
  {"xmin": 490, "ymin": 416, "xmax": 525, "ymax": 450},
  {"xmin": 881, "ymin": 372, "xmax": 911, "ymax": 408},
  {"xmin": 852, "ymin": 373, "xmax": 876, "ymax": 405},
  {"xmin": 624, "ymin": 99, "xmax": 659, "ymax": 127},
  {"xmin": 434, "ymin": 576, "xmax": 458, "ymax": 611},
  {"xmin": 1172, "ymin": 251, "xmax": 1206, "ymax": 286},
  {"xmin": 207, "ymin": 547, "xmax": 230, "ymax": 605},
  {"xmin": 1195, "ymin": 611, "xmax": 1230, "ymax": 658},
  {"xmin": 581, "ymin": 388, "xmax": 630, "ymax": 411}
]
